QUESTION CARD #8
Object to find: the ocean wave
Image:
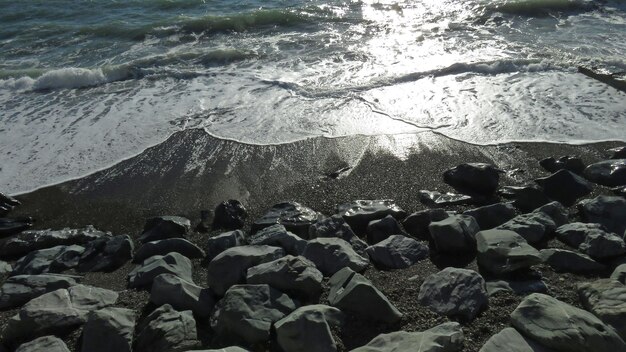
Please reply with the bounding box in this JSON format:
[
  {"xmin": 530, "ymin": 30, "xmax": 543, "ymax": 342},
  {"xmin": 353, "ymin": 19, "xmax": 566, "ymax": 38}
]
[{"xmin": 485, "ymin": 0, "xmax": 598, "ymax": 16}]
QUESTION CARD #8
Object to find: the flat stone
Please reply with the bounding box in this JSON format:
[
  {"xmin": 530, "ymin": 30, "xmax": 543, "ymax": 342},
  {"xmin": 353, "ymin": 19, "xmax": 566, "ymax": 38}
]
[
  {"xmin": 12, "ymin": 245, "xmax": 85, "ymax": 275},
  {"xmin": 350, "ymin": 322, "xmax": 464, "ymax": 352},
  {"xmin": 366, "ymin": 235, "xmax": 429, "ymax": 269},
  {"xmin": 476, "ymin": 229, "xmax": 542, "ymax": 275},
  {"xmin": 539, "ymin": 156, "xmax": 585, "ymax": 174},
  {"xmin": 0, "ymin": 274, "xmax": 80, "ymax": 310},
  {"xmin": 0, "ymin": 226, "xmax": 109, "ymax": 258},
  {"xmin": 428, "ymin": 215, "xmax": 479, "ymax": 254},
  {"xmin": 463, "ymin": 203, "xmax": 516, "ymax": 230},
  {"xmin": 611, "ymin": 264, "xmax": 626, "ymax": 284},
  {"xmin": 336, "ymin": 200, "xmax": 407, "ymax": 235},
  {"xmin": 535, "ymin": 170, "xmax": 593, "ymax": 206},
  {"xmin": 128, "ymin": 252, "xmax": 194, "ymax": 288},
  {"xmin": 78, "ymin": 234, "xmax": 133, "ymax": 272},
  {"xmin": 81, "ymin": 307, "xmax": 135, "ymax": 352},
  {"xmin": 498, "ymin": 185, "xmax": 551, "ymax": 213},
  {"xmin": 213, "ymin": 200, "xmax": 247, "ymax": 230},
  {"xmin": 540, "ymin": 249, "xmax": 605, "ymax": 274},
  {"xmin": 443, "ymin": 162, "xmax": 502, "ymax": 195},
  {"xmin": 151, "ymin": 274, "xmax": 215, "ymax": 318},
  {"xmin": 578, "ymin": 279, "xmax": 626, "ymax": 341},
  {"xmin": 533, "ymin": 201, "xmax": 569, "ymax": 227},
  {"xmin": 555, "ymin": 222, "xmax": 607, "ymax": 248},
  {"xmin": 252, "ymin": 202, "xmax": 323, "ymax": 239},
  {"xmin": 302, "ymin": 238, "xmax": 369, "ymax": 276},
  {"xmin": 139, "ymin": 216, "xmax": 191, "ymax": 244},
  {"xmin": 366, "ymin": 215, "xmax": 404, "ymax": 245},
  {"xmin": 418, "ymin": 190, "xmax": 473, "ymax": 207},
  {"xmin": 578, "ymin": 195, "xmax": 626, "ymax": 235},
  {"xmin": 134, "ymin": 238, "xmax": 204, "ymax": 264},
  {"xmin": 485, "ymin": 279, "xmax": 548, "ymax": 297},
  {"xmin": 479, "ymin": 327, "xmax": 554, "ymax": 352},
  {"xmin": 579, "ymin": 230, "xmax": 626, "ymax": 259},
  {"xmin": 497, "ymin": 212, "xmax": 556, "ymax": 244},
  {"xmin": 584, "ymin": 159, "xmax": 626, "ymax": 186},
  {"xmin": 15, "ymin": 336, "xmax": 70, "ymax": 352},
  {"xmin": 402, "ymin": 209, "xmax": 449, "ymax": 241},
  {"xmin": 206, "ymin": 230, "xmax": 247, "ymax": 262},
  {"xmin": 249, "ymin": 224, "xmax": 307, "ymax": 255},
  {"xmin": 135, "ymin": 304, "xmax": 200, "ymax": 352},
  {"xmin": 275, "ymin": 305, "xmax": 344, "ymax": 352}
]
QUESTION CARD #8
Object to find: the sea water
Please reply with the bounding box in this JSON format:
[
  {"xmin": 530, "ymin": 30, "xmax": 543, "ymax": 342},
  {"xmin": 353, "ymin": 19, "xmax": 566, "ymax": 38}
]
[{"xmin": 1, "ymin": 0, "xmax": 625, "ymax": 194}]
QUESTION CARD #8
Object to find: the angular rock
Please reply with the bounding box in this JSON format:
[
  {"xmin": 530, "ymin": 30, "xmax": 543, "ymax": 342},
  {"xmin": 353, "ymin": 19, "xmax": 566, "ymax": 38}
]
[
  {"xmin": 336, "ymin": 200, "xmax": 407, "ymax": 235},
  {"xmin": 0, "ymin": 226, "xmax": 109, "ymax": 259},
  {"xmin": 497, "ymin": 212, "xmax": 556, "ymax": 244},
  {"xmin": 539, "ymin": 156, "xmax": 585, "ymax": 174},
  {"xmin": 533, "ymin": 201, "xmax": 569, "ymax": 227},
  {"xmin": 463, "ymin": 203, "xmax": 516, "ymax": 230},
  {"xmin": 609, "ymin": 146, "xmax": 626, "ymax": 159},
  {"xmin": 134, "ymin": 238, "xmax": 204, "ymax": 264},
  {"xmin": 213, "ymin": 200, "xmax": 247, "ymax": 230},
  {"xmin": 246, "ymin": 255, "xmax": 323, "ymax": 302},
  {"xmin": 578, "ymin": 279, "xmax": 626, "ymax": 340},
  {"xmin": 351, "ymin": 322, "xmax": 464, "ymax": 352},
  {"xmin": 366, "ymin": 235, "xmax": 429, "ymax": 269},
  {"xmin": 443, "ymin": 162, "xmax": 502, "ymax": 195},
  {"xmin": 428, "ymin": 215, "xmax": 479, "ymax": 254},
  {"xmin": 579, "ymin": 230, "xmax": 626, "ymax": 259},
  {"xmin": 207, "ymin": 245, "xmax": 285, "ymax": 296},
  {"xmin": 498, "ymin": 185, "xmax": 551, "ymax": 213},
  {"xmin": 328, "ymin": 267, "xmax": 401, "ymax": 323},
  {"xmin": 510, "ymin": 293, "xmax": 626, "ymax": 352},
  {"xmin": 584, "ymin": 159, "xmax": 626, "ymax": 187},
  {"xmin": 0, "ymin": 217, "xmax": 33, "ymax": 238},
  {"xmin": 210, "ymin": 284, "xmax": 298, "ymax": 345},
  {"xmin": 555, "ymin": 222, "xmax": 607, "ymax": 248},
  {"xmin": 418, "ymin": 190, "xmax": 473, "ymax": 207},
  {"xmin": 402, "ymin": 208, "xmax": 449, "ymax": 241},
  {"xmin": 12, "ymin": 245, "xmax": 85, "ymax": 275},
  {"xmin": 540, "ymin": 249, "xmax": 605, "ymax": 274},
  {"xmin": 611, "ymin": 263, "xmax": 626, "ymax": 284},
  {"xmin": 308, "ymin": 215, "xmax": 367, "ymax": 255},
  {"xmin": 366, "ymin": 215, "xmax": 404, "ymax": 245},
  {"xmin": 135, "ymin": 304, "xmax": 199, "ymax": 352},
  {"xmin": 0, "ymin": 274, "xmax": 80, "ymax": 310},
  {"xmin": 578, "ymin": 195, "xmax": 626, "ymax": 235},
  {"xmin": 151, "ymin": 273, "xmax": 215, "ymax": 318},
  {"xmin": 78, "ymin": 235, "xmax": 133, "ymax": 272},
  {"xmin": 128, "ymin": 252, "xmax": 193, "ymax": 288},
  {"xmin": 535, "ymin": 170, "xmax": 593, "ymax": 206},
  {"xmin": 485, "ymin": 279, "xmax": 547, "ymax": 297},
  {"xmin": 479, "ymin": 327, "xmax": 554, "ymax": 352},
  {"xmin": 81, "ymin": 307, "xmax": 135, "ymax": 352},
  {"xmin": 249, "ymin": 224, "xmax": 307, "ymax": 255},
  {"xmin": 275, "ymin": 305, "xmax": 344, "ymax": 352},
  {"xmin": 302, "ymin": 238, "xmax": 369, "ymax": 276},
  {"xmin": 206, "ymin": 230, "xmax": 247, "ymax": 262},
  {"xmin": 185, "ymin": 348, "xmax": 249, "ymax": 352},
  {"xmin": 15, "ymin": 336, "xmax": 70, "ymax": 352},
  {"xmin": 139, "ymin": 216, "xmax": 190, "ymax": 244},
  {"xmin": 476, "ymin": 229, "xmax": 542, "ymax": 275},
  {"xmin": 0, "ymin": 192, "xmax": 20, "ymax": 217},
  {"xmin": 252, "ymin": 202, "xmax": 323, "ymax": 239}
]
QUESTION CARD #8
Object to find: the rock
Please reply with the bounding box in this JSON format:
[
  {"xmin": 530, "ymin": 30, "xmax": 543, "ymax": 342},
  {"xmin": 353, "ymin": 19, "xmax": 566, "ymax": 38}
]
[
  {"xmin": 12, "ymin": 245, "xmax": 85, "ymax": 275},
  {"xmin": 578, "ymin": 279, "xmax": 626, "ymax": 340},
  {"xmin": 579, "ymin": 230, "xmax": 626, "ymax": 259},
  {"xmin": 249, "ymin": 224, "xmax": 307, "ymax": 255},
  {"xmin": 128, "ymin": 252, "xmax": 194, "ymax": 288},
  {"xmin": 206, "ymin": 230, "xmax": 247, "ymax": 262},
  {"xmin": 185, "ymin": 348, "xmax": 249, "ymax": 352},
  {"xmin": 366, "ymin": 235, "xmax": 429, "ymax": 269},
  {"xmin": 139, "ymin": 216, "xmax": 191, "ymax": 244},
  {"xmin": 476, "ymin": 229, "xmax": 542, "ymax": 275},
  {"xmin": 350, "ymin": 322, "xmax": 464, "ymax": 352},
  {"xmin": 0, "ymin": 192, "xmax": 20, "ymax": 217},
  {"xmin": 135, "ymin": 304, "xmax": 200, "ymax": 352},
  {"xmin": 555, "ymin": 222, "xmax": 607, "ymax": 248},
  {"xmin": 479, "ymin": 327, "xmax": 554, "ymax": 352},
  {"xmin": 510, "ymin": 293, "xmax": 626, "ymax": 352},
  {"xmin": 151, "ymin": 274, "xmax": 215, "ymax": 318},
  {"xmin": 210, "ymin": 284, "xmax": 298, "ymax": 345},
  {"xmin": 498, "ymin": 185, "xmax": 551, "ymax": 213},
  {"xmin": 134, "ymin": 238, "xmax": 204, "ymax": 264},
  {"xmin": 613, "ymin": 185, "xmax": 626, "ymax": 197},
  {"xmin": 81, "ymin": 307, "xmax": 135, "ymax": 352},
  {"xmin": 611, "ymin": 264, "xmax": 626, "ymax": 284},
  {"xmin": 213, "ymin": 200, "xmax": 247, "ymax": 230},
  {"xmin": 246, "ymin": 255, "xmax": 323, "ymax": 302},
  {"xmin": 443, "ymin": 162, "xmax": 502, "ymax": 195},
  {"xmin": 533, "ymin": 201, "xmax": 569, "ymax": 227},
  {"xmin": 539, "ymin": 156, "xmax": 585, "ymax": 174},
  {"xmin": 428, "ymin": 215, "xmax": 479, "ymax": 254},
  {"xmin": 15, "ymin": 336, "xmax": 70, "ymax": 352},
  {"xmin": 328, "ymin": 267, "xmax": 401, "ymax": 323},
  {"xmin": 0, "ymin": 274, "xmax": 80, "ymax": 310},
  {"xmin": 497, "ymin": 212, "xmax": 556, "ymax": 244},
  {"xmin": 336, "ymin": 200, "xmax": 407, "ymax": 235},
  {"xmin": 0, "ymin": 260, "xmax": 11, "ymax": 275},
  {"xmin": 78, "ymin": 234, "xmax": 133, "ymax": 272},
  {"xmin": 584, "ymin": 159, "xmax": 626, "ymax": 186},
  {"xmin": 207, "ymin": 245, "xmax": 285, "ymax": 295},
  {"xmin": 418, "ymin": 190, "xmax": 473, "ymax": 207},
  {"xmin": 609, "ymin": 146, "xmax": 626, "ymax": 159},
  {"xmin": 302, "ymin": 238, "xmax": 369, "ymax": 276},
  {"xmin": 485, "ymin": 279, "xmax": 547, "ymax": 297},
  {"xmin": 540, "ymin": 249, "xmax": 605, "ymax": 274},
  {"xmin": 3, "ymin": 284, "xmax": 118, "ymax": 341},
  {"xmin": 252, "ymin": 202, "xmax": 323, "ymax": 239},
  {"xmin": 463, "ymin": 203, "xmax": 516, "ymax": 230},
  {"xmin": 402, "ymin": 209, "xmax": 450, "ymax": 241},
  {"xmin": 308, "ymin": 215, "xmax": 367, "ymax": 255},
  {"xmin": 578, "ymin": 195, "xmax": 626, "ymax": 235},
  {"xmin": 0, "ymin": 226, "xmax": 109, "ymax": 259},
  {"xmin": 366, "ymin": 215, "xmax": 404, "ymax": 245},
  {"xmin": 418, "ymin": 267, "xmax": 488, "ymax": 321},
  {"xmin": 275, "ymin": 305, "xmax": 344, "ymax": 352},
  {"xmin": 535, "ymin": 170, "xmax": 593, "ymax": 206},
  {"xmin": 0, "ymin": 217, "xmax": 33, "ymax": 239}
]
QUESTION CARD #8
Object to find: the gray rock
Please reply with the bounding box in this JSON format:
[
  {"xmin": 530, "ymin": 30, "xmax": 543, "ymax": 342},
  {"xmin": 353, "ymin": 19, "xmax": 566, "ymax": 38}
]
[
  {"xmin": 0, "ymin": 192, "xmax": 20, "ymax": 218},
  {"xmin": 78, "ymin": 234, "xmax": 133, "ymax": 272},
  {"xmin": 206, "ymin": 230, "xmax": 247, "ymax": 262},
  {"xmin": 252, "ymin": 202, "xmax": 323, "ymax": 239},
  {"xmin": 402, "ymin": 209, "xmax": 450, "ymax": 241},
  {"xmin": 418, "ymin": 190, "xmax": 473, "ymax": 207},
  {"xmin": 350, "ymin": 322, "xmax": 464, "ymax": 352},
  {"xmin": 328, "ymin": 267, "xmax": 401, "ymax": 323},
  {"xmin": 3, "ymin": 284, "xmax": 118, "ymax": 341},
  {"xmin": 579, "ymin": 230, "xmax": 626, "ymax": 259},
  {"xmin": 365, "ymin": 235, "xmax": 429, "ymax": 269},
  {"xmin": 207, "ymin": 245, "xmax": 285, "ymax": 296},
  {"xmin": 476, "ymin": 229, "xmax": 542, "ymax": 275},
  {"xmin": 510, "ymin": 293, "xmax": 626, "ymax": 352},
  {"xmin": 249, "ymin": 224, "xmax": 307, "ymax": 255},
  {"xmin": 366, "ymin": 215, "xmax": 404, "ymax": 245},
  {"xmin": 246, "ymin": 255, "xmax": 323, "ymax": 302},
  {"xmin": 578, "ymin": 195, "xmax": 626, "ymax": 235},
  {"xmin": 336, "ymin": 200, "xmax": 407, "ymax": 235},
  {"xmin": 533, "ymin": 201, "xmax": 569, "ymax": 227},
  {"xmin": 578, "ymin": 279, "xmax": 626, "ymax": 341},
  {"xmin": 540, "ymin": 248, "xmax": 605, "ymax": 274},
  {"xmin": 497, "ymin": 212, "xmax": 556, "ymax": 244},
  {"xmin": 611, "ymin": 264, "xmax": 626, "ymax": 284},
  {"xmin": 15, "ymin": 336, "xmax": 70, "ymax": 352},
  {"xmin": 151, "ymin": 274, "xmax": 215, "ymax": 318},
  {"xmin": 479, "ymin": 327, "xmax": 554, "ymax": 352},
  {"xmin": 308, "ymin": 215, "xmax": 367, "ymax": 255},
  {"xmin": 185, "ymin": 348, "xmax": 249, "ymax": 352},
  {"xmin": 12, "ymin": 245, "xmax": 85, "ymax": 275},
  {"xmin": 0, "ymin": 226, "xmax": 109, "ymax": 259},
  {"xmin": 134, "ymin": 238, "xmax": 204, "ymax": 263},
  {"xmin": 139, "ymin": 216, "xmax": 191, "ymax": 244},
  {"xmin": 485, "ymin": 279, "xmax": 547, "ymax": 297},
  {"xmin": 609, "ymin": 146, "xmax": 626, "ymax": 159},
  {"xmin": 613, "ymin": 185, "xmax": 626, "ymax": 197},
  {"xmin": 128, "ymin": 252, "xmax": 194, "ymax": 288},
  {"xmin": 428, "ymin": 215, "xmax": 479, "ymax": 254},
  {"xmin": 0, "ymin": 260, "xmax": 11, "ymax": 275},
  {"xmin": 535, "ymin": 170, "xmax": 593, "ymax": 206},
  {"xmin": 584, "ymin": 159, "xmax": 626, "ymax": 187},
  {"xmin": 498, "ymin": 185, "xmax": 551, "ymax": 213},
  {"xmin": 418, "ymin": 267, "xmax": 488, "ymax": 321},
  {"xmin": 443, "ymin": 162, "xmax": 502, "ymax": 195},
  {"xmin": 0, "ymin": 274, "xmax": 80, "ymax": 310},
  {"xmin": 540, "ymin": 156, "xmax": 585, "ymax": 174},
  {"xmin": 463, "ymin": 203, "xmax": 516, "ymax": 230},
  {"xmin": 555, "ymin": 222, "xmax": 607, "ymax": 248},
  {"xmin": 275, "ymin": 305, "xmax": 344, "ymax": 352},
  {"xmin": 302, "ymin": 238, "xmax": 369, "ymax": 276},
  {"xmin": 0, "ymin": 217, "xmax": 33, "ymax": 238},
  {"xmin": 136, "ymin": 304, "xmax": 200, "ymax": 352},
  {"xmin": 81, "ymin": 307, "xmax": 135, "ymax": 352},
  {"xmin": 213, "ymin": 199, "xmax": 247, "ymax": 230},
  {"xmin": 210, "ymin": 284, "xmax": 298, "ymax": 345}
]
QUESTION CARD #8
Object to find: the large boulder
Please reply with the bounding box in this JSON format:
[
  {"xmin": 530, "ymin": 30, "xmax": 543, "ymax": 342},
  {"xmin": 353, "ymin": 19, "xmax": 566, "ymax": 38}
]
[
  {"xmin": 498, "ymin": 185, "xmax": 551, "ymax": 213},
  {"xmin": 555, "ymin": 222, "xmax": 607, "ymax": 248},
  {"xmin": 0, "ymin": 274, "xmax": 80, "ymax": 310},
  {"xmin": 252, "ymin": 202, "xmax": 323, "ymax": 239},
  {"xmin": 496, "ymin": 212, "xmax": 556, "ymax": 244},
  {"xmin": 134, "ymin": 238, "xmax": 204, "ymax": 264},
  {"xmin": 418, "ymin": 267, "xmax": 488, "ymax": 321},
  {"xmin": 213, "ymin": 200, "xmax": 247, "ymax": 230},
  {"xmin": 428, "ymin": 215, "xmax": 479, "ymax": 254},
  {"xmin": 210, "ymin": 284, "xmax": 298, "ymax": 345},
  {"xmin": 151, "ymin": 274, "xmax": 215, "ymax": 318},
  {"xmin": 275, "ymin": 305, "xmax": 344, "ymax": 352},
  {"xmin": 128, "ymin": 252, "xmax": 194, "ymax": 288},
  {"xmin": 14, "ymin": 336, "xmax": 70, "ymax": 352},
  {"xmin": 578, "ymin": 230, "xmax": 626, "ymax": 259},
  {"xmin": 249, "ymin": 224, "xmax": 307, "ymax": 255},
  {"xmin": 578, "ymin": 196, "xmax": 626, "ymax": 235},
  {"xmin": 246, "ymin": 255, "xmax": 323, "ymax": 302},
  {"xmin": 463, "ymin": 203, "xmax": 516, "ymax": 230},
  {"xmin": 302, "ymin": 238, "xmax": 369, "ymax": 276},
  {"xmin": 479, "ymin": 327, "xmax": 554, "ymax": 352},
  {"xmin": 139, "ymin": 216, "xmax": 190, "ymax": 244},
  {"xmin": 336, "ymin": 200, "xmax": 407, "ymax": 235},
  {"xmin": 539, "ymin": 249, "xmax": 605, "ymax": 274},
  {"xmin": 78, "ymin": 235, "xmax": 133, "ymax": 272},
  {"xmin": 0, "ymin": 226, "xmax": 109, "ymax": 259},
  {"xmin": 366, "ymin": 215, "xmax": 404, "ymax": 245},
  {"xmin": 135, "ymin": 304, "xmax": 200, "ymax": 352},
  {"xmin": 443, "ymin": 163, "xmax": 502, "ymax": 195},
  {"xmin": 308, "ymin": 215, "xmax": 367, "ymax": 255},
  {"xmin": 577, "ymin": 279, "xmax": 626, "ymax": 340},
  {"xmin": 365, "ymin": 235, "xmax": 429, "ymax": 269},
  {"xmin": 476, "ymin": 230, "xmax": 542, "ymax": 275},
  {"xmin": 12, "ymin": 245, "xmax": 85, "ymax": 275},
  {"xmin": 510, "ymin": 293, "xmax": 626, "ymax": 352},
  {"xmin": 584, "ymin": 159, "xmax": 626, "ymax": 187},
  {"xmin": 350, "ymin": 322, "xmax": 463, "ymax": 352},
  {"xmin": 401, "ymin": 208, "xmax": 449, "ymax": 240},
  {"xmin": 535, "ymin": 170, "xmax": 593, "ymax": 206},
  {"xmin": 206, "ymin": 230, "xmax": 247, "ymax": 262},
  {"xmin": 81, "ymin": 307, "xmax": 135, "ymax": 352},
  {"xmin": 207, "ymin": 245, "xmax": 285, "ymax": 296},
  {"xmin": 328, "ymin": 267, "xmax": 401, "ymax": 323},
  {"xmin": 533, "ymin": 201, "xmax": 569, "ymax": 227},
  {"xmin": 540, "ymin": 156, "xmax": 585, "ymax": 174}
]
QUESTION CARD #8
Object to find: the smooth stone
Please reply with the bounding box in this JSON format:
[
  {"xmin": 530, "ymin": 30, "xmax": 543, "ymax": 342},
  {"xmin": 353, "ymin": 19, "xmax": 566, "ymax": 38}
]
[
  {"xmin": 246, "ymin": 255, "xmax": 323, "ymax": 302},
  {"xmin": 533, "ymin": 201, "xmax": 569, "ymax": 227},
  {"xmin": 210, "ymin": 284, "xmax": 298, "ymax": 345},
  {"xmin": 366, "ymin": 235, "xmax": 429, "ymax": 269},
  {"xmin": 609, "ymin": 146, "xmax": 626, "ymax": 159},
  {"xmin": 578, "ymin": 279, "xmax": 626, "ymax": 340},
  {"xmin": 308, "ymin": 215, "xmax": 367, "ymax": 255},
  {"xmin": 213, "ymin": 200, "xmax": 247, "ymax": 230},
  {"xmin": 275, "ymin": 305, "xmax": 344, "ymax": 352},
  {"xmin": 535, "ymin": 170, "xmax": 593, "ymax": 206},
  {"xmin": 578, "ymin": 195, "xmax": 626, "ymax": 235},
  {"xmin": 350, "ymin": 322, "xmax": 464, "ymax": 352},
  {"xmin": 584, "ymin": 159, "xmax": 626, "ymax": 186},
  {"xmin": 336, "ymin": 200, "xmax": 407, "ymax": 235},
  {"xmin": 249, "ymin": 224, "xmax": 307, "ymax": 255},
  {"xmin": 139, "ymin": 216, "xmax": 191, "ymax": 244},
  {"xmin": 540, "ymin": 249, "xmax": 605, "ymax": 274},
  {"xmin": 151, "ymin": 273, "xmax": 215, "ymax": 318},
  {"xmin": 401, "ymin": 208, "xmax": 449, "ymax": 241},
  {"xmin": 78, "ymin": 234, "xmax": 133, "ymax": 272},
  {"xmin": 252, "ymin": 202, "xmax": 323, "ymax": 239},
  {"xmin": 479, "ymin": 327, "xmax": 555, "ymax": 352},
  {"xmin": 0, "ymin": 274, "xmax": 80, "ymax": 310},
  {"xmin": 611, "ymin": 264, "xmax": 626, "ymax": 284},
  {"xmin": 12, "ymin": 245, "xmax": 85, "ymax": 275},
  {"xmin": 485, "ymin": 279, "xmax": 548, "ymax": 297},
  {"xmin": 302, "ymin": 238, "xmax": 369, "ymax": 276},
  {"xmin": 555, "ymin": 222, "xmax": 607, "ymax": 248},
  {"xmin": 328, "ymin": 267, "xmax": 401, "ymax": 323},
  {"xmin": 0, "ymin": 217, "xmax": 33, "ymax": 238},
  {"xmin": 15, "ymin": 336, "xmax": 70, "ymax": 352},
  {"xmin": 134, "ymin": 238, "xmax": 204, "ymax": 264},
  {"xmin": 428, "ymin": 215, "xmax": 479, "ymax": 254},
  {"xmin": 366, "ymin": 215, "xmax": 404, "ymax": 245},
  {"xmin": 463, "ymin": 203, "xmax": 516, "ymax": 230},
  {"xmin": 497, "ymin": 212, "xmax": 556, "ymax": 244},
  {"xmin": 418, "ymin": 190, "xmax": 473, "ymax": 207},
  {"xmin": 510, "ymin": 293, "xmax": 626, "ymax": 352},
  {"xmin": 443, "ymin": 162, "xmax": 502, "ymax": 195},
  {"xmin": 128, "ymin": 252, "xmax": 194, "ymax": 288},
  {"xmin": 207, "ymin": 245, "xmax": 285, "ymax": 296},
  {"xmin": 498, "ymin": 185, "xmax": 551, "ymax": 213},
  {"xmin": 0, "ymin": 226, "xmax": 108, "ymax": 258},
  {"xmin": 476, "ymin": 229, "xmax": 542, "ymax": 275},
  {"xmin": 135, "ymin": 304, "xmax": 199, "ymax": 352},
  {"xmin": 579, "ymin": 230, "xmax": 626, "ymax": 259},
  {"xmin": 206, "ymin": 230, "xmax": 247, "ymax": 262},
  {"xmin": 539, "ymin": 156, "xmax": 585, "ymax": 174},
  {"xmin": 81, "ymin": 307, "xmax": 135, "ymax": 352}
]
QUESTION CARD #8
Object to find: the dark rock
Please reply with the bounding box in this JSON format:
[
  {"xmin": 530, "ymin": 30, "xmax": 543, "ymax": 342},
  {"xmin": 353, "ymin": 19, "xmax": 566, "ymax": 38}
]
[
  {"xmin": 366, "ymin": 235, "xmax": 429, "ymax": 269},
  {"xmin": 0, "ymin": 274, "xmax": 80, "ymax": 310},
  {"xmin": 498, "ymin": 185, "xmax": 551, "ymax": 213},
  {"xmin": 613, "ymin": 185, "xmax": 626, "ymax": 197},
  {"xmin": 428, "ymin": 215, "xmax": 479, "ymax": 254},
  {"xmin": 366, "ymin": 215, "xmax": 404, "ymax": 245},
  {"xmin": 0, "ymin": 226, "xmax": 109, "ymax": 259},
  {"xmin": 249, "ymin": 224, "xmax": 307, "ymax": 255},
  {"xmin": 302, "ymin": 238, "xmax": 369, "ymax": 276},
  {"xmin": 443, "ymin": 162, "xmax": 503, "ymax": 195},
  {"xmin": 350, "ymin": 322, "xmax": 463, "ymax": 352},
  {"xmin": 252, "ymin": 202, "xmax": 323, "ymax": 239},
  {"xmin": 578, "ymin": 230, "xmax": 626, "ymax": 259},
  {"xmin": 78, "ymin": 235, "xmax": 133, "ymax": 272},
  {"xmin": 479, "ymin": 327, "xmax": 554, "ymax": 352},
  {"xmin": 401, "ymin": 208, "xmax": 449, "ymax": 241},
  {"xmin": 308, "ymin": 215, "xmax": 367, "ymax": 255},
  {"xmin": 611, "ymin": 264, "xmax": 626, "ymax": 284},
  {"xmin": 578, "ymin": 279, "xmax": 626, "ymax": 340},
  {"xmin": 139, "ymin": 216, "xmax": 190, "ymax": 244},
  {"xmin": 584, "ymin": 159, "xmax": 626, "ymax": 187},
  {"xmin": 275, "ymin": 305, "xmax": 344, "ymax": 352},
  {"xmin": 539, "ymin": 156, "xmax": 585, "ymax": 174},
  {"xmin": 535, "ymin": 170, "xmax": 593, "ymax": 206},
  {"xmin": 485, "ymin": 279, "xmax": 547, "ymax": 297},
  {"xmin": 15, "ymin": 336, "xmax": 70, "ymax": 352},
  {"xmin": 609, "ymin": 146, "xmax": 626, "ymax": 159},
  {"xmin": 418, "ymin": 190, "xmax": 473, "ymax": 207},
  {"xmin": 578, "ymin": 195, "xmax": 626, "ymax": 235},
  {"xmin": 213, "ymin": 200, "xmax": 247, "ymax": 230},
  {"xmin": 151, "ymin": 273, "xmax": 215, "ymax": 318},
  {"xmin": 496, "ymin": 212, "xmax": 556, "ymax": 244},
  {"xmin": 534, "ymin": 201, "xmax": 569, "ymax": 227},
  {"xmin": 336, "ymin": 200, "xmax": 407, "ymax": 235},
  {"xmin": 128, "ymin": 252, "xmax": 194, "ymax": 288},
  {"xmin": 540, "ymin": 249, "xmax": 605, "ymax": 274},
  {"xmin": 476, "ymin": 229, "xmax": 542, "ymax": 275},
  {"xmin": 0, "ymin": 217, "xmax": 33, "ymax": 238},
  {"xmin": 206, "ymin": 230, "xmax": 247, "ymax": 262},
  {"xmin": 81, "ymin": 307, "xmax": 135, "ymax": 352},
  {"xmin": 135, "ymin": 304, "xmax": 200, "ymax": 352},
  {"xmin": 12, "ymin": 245, "xmax": 85, "ymax": 275},
  {"xmin": 463, "ymin": 203, "xmax": 516, "ymax": 230},
  {"xmin": 555, "ymin": 222, "xmax": 607, "ymax": 248},
  {"xmin": 0, "ymin": 192, "xmax": 20, "ymax": 217},
  {"xmin": 134, "ymin": 238, "xmax": 204, "ymax": 264}
]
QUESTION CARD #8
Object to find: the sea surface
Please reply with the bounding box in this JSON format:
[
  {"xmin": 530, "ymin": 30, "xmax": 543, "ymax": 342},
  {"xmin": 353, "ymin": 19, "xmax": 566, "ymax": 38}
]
[{"xmin": 1, "ymin": 0, "xmax": 625, "ymax": 194}]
